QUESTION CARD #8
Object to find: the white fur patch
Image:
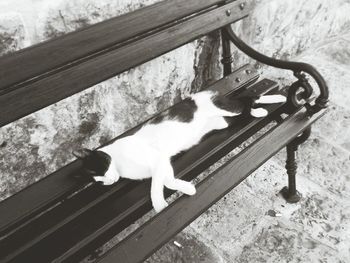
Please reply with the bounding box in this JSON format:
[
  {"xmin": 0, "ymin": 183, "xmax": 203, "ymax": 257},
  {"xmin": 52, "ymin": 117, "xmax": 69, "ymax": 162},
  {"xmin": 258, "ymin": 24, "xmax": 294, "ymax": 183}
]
[
  {"xmin": 250, "ymin": 108, "xmax": 268, "ymax": 117},
  {"xmin": 255, "ymin": 95, "xmax": 286, "ymax": 104},
  {"xmin": 96, "ymin": 90, "xmax": 275, "ymax": 212}
]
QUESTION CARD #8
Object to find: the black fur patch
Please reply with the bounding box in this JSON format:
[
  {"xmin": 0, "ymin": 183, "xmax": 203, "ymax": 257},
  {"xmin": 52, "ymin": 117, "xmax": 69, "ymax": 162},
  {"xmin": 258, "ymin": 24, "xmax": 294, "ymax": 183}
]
[
  {"xmin": 150, "ymin": 97, "xmax": 198, "ymax": 124},
  {"xmin": 81, "ymin": 150, "xmax": 111, "ymax": 176},
  {"xmin": 212, "ymin": 94, "xmax": 246, "ymax": 114},
  {"xmin": 149, "ymin": 112, "xmax": 166, "ymax": 124}
]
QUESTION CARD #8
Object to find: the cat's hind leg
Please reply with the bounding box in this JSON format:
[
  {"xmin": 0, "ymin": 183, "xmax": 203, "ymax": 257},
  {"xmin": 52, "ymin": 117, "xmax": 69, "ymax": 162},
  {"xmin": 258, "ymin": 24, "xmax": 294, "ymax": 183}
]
[
  {"xmin": 164, "ymin": 176, "xmax": 196, "ymax": 196},
  {"xmin": 163, "ymin": 164, "xmax": 196, "ymax": 196},
  {"xmin": 151, "ymin": 159, "xmax": 171, "ymax": 212}
]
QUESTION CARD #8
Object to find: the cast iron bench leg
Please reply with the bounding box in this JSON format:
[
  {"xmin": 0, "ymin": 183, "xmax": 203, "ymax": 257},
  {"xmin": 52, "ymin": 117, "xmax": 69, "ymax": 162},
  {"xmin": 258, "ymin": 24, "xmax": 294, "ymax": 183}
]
[{"xmin": 280, "ymin": 126, "xmax": 311, "ymax": 203}]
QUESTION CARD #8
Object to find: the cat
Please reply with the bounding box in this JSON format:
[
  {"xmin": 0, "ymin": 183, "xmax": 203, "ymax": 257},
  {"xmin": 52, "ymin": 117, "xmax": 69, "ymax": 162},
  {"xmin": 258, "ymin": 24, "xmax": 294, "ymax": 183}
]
[{"xmin": 73, "ymin": 90, "xmax": 286, "ymax": 212}]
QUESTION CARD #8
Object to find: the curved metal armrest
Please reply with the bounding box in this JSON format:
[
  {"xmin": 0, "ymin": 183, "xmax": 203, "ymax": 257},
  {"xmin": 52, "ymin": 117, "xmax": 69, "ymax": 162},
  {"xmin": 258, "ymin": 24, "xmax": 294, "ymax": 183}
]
[{"xmin": 224, "ymin": 25, "xmax": 329, "ymax": 114}]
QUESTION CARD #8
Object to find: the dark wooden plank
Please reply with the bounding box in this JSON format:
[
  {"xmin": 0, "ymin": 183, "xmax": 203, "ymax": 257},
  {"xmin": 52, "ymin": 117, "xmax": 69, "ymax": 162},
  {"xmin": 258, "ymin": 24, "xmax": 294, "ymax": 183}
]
[
  {"xmin": 0, "ymin": 0, "xmax": 252, "ymax": 128},
  {"xmin": 207, "ymin": 64, "xmax": 259, "ymax": 95},
  {"xmin": 3, "ymin": 82, "xmax": 282, "ymax": 262},
  {"xmin": 0, "ymin": 78, "xmax": 280, "ymax": 263},
  {"xmin": 97, "ymin": 107, "xmax": 326, "ymax": 263},
  {"xmin": 0, "ymin": 161, "xmax": 82, "ymax": 237},
  {"xmin": 0, "ymin": 65, "xmax": 256, "ymax": 238},
  {"xmin": 0, "ymin": 0, "xmax": 227, "ymax": 92}
]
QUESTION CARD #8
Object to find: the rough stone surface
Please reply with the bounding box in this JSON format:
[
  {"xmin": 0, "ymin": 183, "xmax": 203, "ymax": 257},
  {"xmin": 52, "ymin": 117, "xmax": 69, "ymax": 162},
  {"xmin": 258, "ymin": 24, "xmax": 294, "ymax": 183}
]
[
  {"xmin": 274, "ymin": 135, "xmax": 350, "ymax": 199},
  {"xmin": 36, "ymin": 0, "xmax": 162, "ymax": 41},
  {"xmin": 0, "ymin": 12, "xmax": 29, "ymax": 55},
  {"xmin": 146, "ymin": 230, "xmax": 225, "ymax": 263},
  {"xmin": 289, "ymin": 192, "xmax": 350, "ymax": 255},
  {"xmin": 313, "ymin": 103, "xmax": 350, "ymax": 151},
  {"xmin": 236, "ymin": 222, "xmax": 346, "ymax": 263},
  {"xmin": 0, "ymin": 0, "xmax": 220, "ymax": 201},
  {"xmin": 192, "ymin": 31, "xmax": 223, "ymax": 92},
  {"xmin": 231, "ymin": 0, "xmax": 350, "ymax": 72}
]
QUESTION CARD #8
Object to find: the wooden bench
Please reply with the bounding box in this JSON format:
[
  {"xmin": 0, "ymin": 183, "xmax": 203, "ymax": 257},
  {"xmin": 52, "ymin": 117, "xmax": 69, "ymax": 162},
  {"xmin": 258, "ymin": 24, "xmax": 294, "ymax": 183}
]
[{"xmin": 0, "ymin": 0, "xmax": 329, "ymax": 262}]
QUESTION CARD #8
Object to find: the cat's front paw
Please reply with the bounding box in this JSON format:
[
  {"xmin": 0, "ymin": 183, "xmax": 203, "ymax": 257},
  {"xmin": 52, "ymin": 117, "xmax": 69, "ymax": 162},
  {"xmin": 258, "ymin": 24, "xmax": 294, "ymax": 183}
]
[
  {"xmin": 250, "ymin": 108, "xmax": 268, "ymax": 118},
  {"xmin": 93, "ymin": 176, "xmax": 105, "ymax": 182},
  {"xmin": 93, "ymin": 176, "xmax": 115, "ymax": 185},
  {"xmin": 153, "ymin": 199, "xmax": 168, "ymax": 213},
  {"xmin": 102, "ymin": 180, "xmax": 115, "ymax": 186}
]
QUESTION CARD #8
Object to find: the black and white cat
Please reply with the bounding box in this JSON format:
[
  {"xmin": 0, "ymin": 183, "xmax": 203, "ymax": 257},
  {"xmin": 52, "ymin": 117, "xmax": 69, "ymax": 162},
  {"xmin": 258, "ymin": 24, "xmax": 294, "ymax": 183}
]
[{"xmin": 73, "ymin": 90, "xmax": 286, "ymax": 212}]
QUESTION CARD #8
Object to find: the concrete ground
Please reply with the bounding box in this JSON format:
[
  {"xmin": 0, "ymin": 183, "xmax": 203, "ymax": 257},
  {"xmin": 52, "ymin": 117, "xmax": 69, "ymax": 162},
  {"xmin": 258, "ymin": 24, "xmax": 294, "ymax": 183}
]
[{"xmin": 146, "ymin": 30, "xmax": 350, "ymax": 263}]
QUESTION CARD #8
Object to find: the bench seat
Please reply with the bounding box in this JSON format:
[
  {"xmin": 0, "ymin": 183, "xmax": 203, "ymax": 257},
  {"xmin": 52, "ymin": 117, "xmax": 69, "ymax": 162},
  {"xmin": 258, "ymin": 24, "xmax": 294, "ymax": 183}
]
[
  {"xmin": 0, "ymin": 0, "xmax": 329, "ymax": 262},
  {"xmin": 0, "ymin": 66, "xmax": 297, "ymax": 263}
]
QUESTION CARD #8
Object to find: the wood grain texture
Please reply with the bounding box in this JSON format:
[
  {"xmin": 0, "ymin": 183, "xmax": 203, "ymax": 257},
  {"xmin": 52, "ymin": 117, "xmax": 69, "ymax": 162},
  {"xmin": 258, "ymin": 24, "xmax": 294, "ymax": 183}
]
[
  {"xmin": 0, "ymin": 67, "xmax": 260, "ymax": 262},
  {"xmin": 0, "ymin": 0, "xmax": 226, "ymax": 92},
  {"xmin": 206, "ymin": 64, "xmax": 259, "ymax": 95},
  {"xmin": 97, "ymin": 107, "xmax": 326, "ymax": 263},
  {"xmin": 0, "ymin": 0, "xmax": 252, "ymax": 128},
  {"xmin": 0, "ymin": 65, "xmax": 255, "ymax": 236},
  {"xmin": 0, "ymin": 78, "xmax": 281, "ymax": 263}
]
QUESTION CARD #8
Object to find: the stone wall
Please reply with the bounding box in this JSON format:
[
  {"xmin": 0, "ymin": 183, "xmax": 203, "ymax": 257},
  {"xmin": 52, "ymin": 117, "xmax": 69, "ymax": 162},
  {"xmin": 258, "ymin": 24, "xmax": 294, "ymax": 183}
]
[
  {"xmin": 1, "ymin": 0, "xmax": 349, "ymax": 203},
  {"xmin": 0, "ymin": 0, "xmax": 221, "ymax": 200},
  {"xmin": 232, "ymin": 0, "xmax": 350, "ymax": 81}
]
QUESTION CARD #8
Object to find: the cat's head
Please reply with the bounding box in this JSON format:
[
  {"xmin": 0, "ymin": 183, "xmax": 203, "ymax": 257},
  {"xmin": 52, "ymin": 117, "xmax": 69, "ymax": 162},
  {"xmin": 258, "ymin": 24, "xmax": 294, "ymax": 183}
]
[{"xmin": 73, "ymin": 148, "xmax": 111, "ymax": 177}]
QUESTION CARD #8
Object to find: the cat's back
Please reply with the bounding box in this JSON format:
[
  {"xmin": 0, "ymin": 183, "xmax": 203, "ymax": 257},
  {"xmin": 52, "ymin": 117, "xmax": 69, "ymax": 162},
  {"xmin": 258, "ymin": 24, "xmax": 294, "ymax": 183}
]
[
  {"xmin": 135, "ymin": 120, "xmax": 199, "ymax": 155},
  {"xmin": 135, "ymin": 91, "xmax": 228, "ymax": 155},
  {"xmin": 109, "ymin": 91, "xmax": 239, "ymax": 157},
  {"xmin": 103, "ymin": 135, "xmax": 159, "ymax": 162}
]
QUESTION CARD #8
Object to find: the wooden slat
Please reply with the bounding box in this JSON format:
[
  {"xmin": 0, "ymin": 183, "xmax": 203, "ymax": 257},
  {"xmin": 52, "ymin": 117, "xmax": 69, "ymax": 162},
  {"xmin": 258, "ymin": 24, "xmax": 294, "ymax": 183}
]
[
  {"xmin": 1, "ymin": 79, "xmax": 282, "ymax": 263},
  {"xmin": 0, "ymin": 0, "xmax": 252, "ymax": 128},
  {"xmin": 97, "ymin": 106, "xmax": 326, "ymax": 263},
  {"xmin": 0, "ymin": 65, "xmax": 256, "ymax": 238},
  {"xmin": 207, "ymin": 64, "xmax": 259, "ymax": 95},
  {"xmin": 0, "ymin": 0, "xmax": 227, "ymax": 92},
  {"xmin": 0, "ymin": 78, "xmax": 281, "ymax": 263}
]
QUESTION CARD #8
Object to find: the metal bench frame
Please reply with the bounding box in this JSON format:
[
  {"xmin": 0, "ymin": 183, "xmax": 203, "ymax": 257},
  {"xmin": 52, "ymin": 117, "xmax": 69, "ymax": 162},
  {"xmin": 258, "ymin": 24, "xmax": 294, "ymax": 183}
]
[{"xmin": 0, "ymin": 1, "xmax": 328, "ymax": 262}]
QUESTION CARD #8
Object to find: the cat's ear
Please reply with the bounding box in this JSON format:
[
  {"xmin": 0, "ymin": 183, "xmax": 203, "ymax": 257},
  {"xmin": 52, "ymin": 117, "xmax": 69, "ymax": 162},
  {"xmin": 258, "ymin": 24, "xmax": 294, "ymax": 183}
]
[{"xmin": 72, "ymin": 148, "xmax": 93, "ymax": 159}]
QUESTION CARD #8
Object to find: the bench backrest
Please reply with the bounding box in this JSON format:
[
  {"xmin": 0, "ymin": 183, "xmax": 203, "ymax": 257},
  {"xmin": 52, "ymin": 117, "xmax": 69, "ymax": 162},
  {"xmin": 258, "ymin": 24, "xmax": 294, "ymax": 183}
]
[
  {"xmin": 0, "ymin": 0, "xmax": 251, "ymax": 128},
  {"xmin": 0, "ymin": 0, "xmax": 253, "ymax": 240}
]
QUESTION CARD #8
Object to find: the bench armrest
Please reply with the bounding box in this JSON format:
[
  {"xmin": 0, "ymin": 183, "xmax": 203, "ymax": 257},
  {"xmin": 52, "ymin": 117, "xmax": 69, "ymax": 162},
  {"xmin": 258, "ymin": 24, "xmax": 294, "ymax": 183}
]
[{"xmin": 224, "ymin": 25, "xmax": 329, "ymax": 115}]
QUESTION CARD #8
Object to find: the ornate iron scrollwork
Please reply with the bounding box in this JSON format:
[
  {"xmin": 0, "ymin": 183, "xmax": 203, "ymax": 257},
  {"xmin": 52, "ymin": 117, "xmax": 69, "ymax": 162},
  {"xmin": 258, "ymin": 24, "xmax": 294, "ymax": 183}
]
[
  {"xmin": 285, "ymin": 71, "xmax": 313, "ymax": 113},
  {"xmin": 224, "ymin": 25, "xmax": 329, "ymax": 115}
]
